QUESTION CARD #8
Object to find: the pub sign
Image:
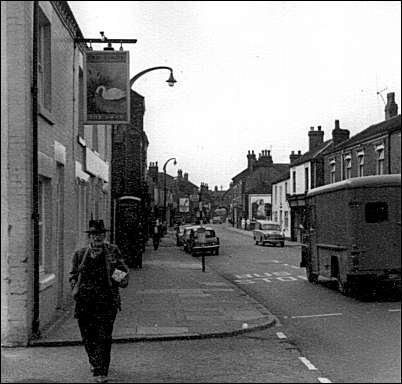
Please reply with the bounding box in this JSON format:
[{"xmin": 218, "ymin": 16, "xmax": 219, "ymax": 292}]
[{"xmin": 83, "ymin": 51, "xmax": 130, "ymax": 124}]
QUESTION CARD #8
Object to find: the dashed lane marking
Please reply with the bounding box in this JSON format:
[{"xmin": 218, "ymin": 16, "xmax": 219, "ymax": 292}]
[
  {"xmin": 318, "ymin": 378, "xmax": 332, "ymax": 383},
  {"xmin": 276, "ymin": 332, "xmax": 287, "ymax": 339},
  {"xmin": 291, "ymin": 313, "xmax": 343, "ymax": 319},
  {"xmin": 389, "ymin": 309, "xmax": 401, "ymax": 312},
  {"xmin": 298, "ymin": 357, "xmax": 318, "ymax": 370},
  {"xmin": 298, "ymin": 275, "xmax": 308, "ymax": 280}
]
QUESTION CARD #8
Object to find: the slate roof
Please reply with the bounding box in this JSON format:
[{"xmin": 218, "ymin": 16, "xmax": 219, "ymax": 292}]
[
  {"xmin": 290, "ymin": 140, "xmax": 333, "ymax": 166},
  {"xmin": 323, "ymin": 114, "xmax": 401, "ymax": 155}
]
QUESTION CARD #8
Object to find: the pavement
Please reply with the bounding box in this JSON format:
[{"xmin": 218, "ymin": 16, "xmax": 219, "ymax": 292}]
[{"xmin": 30, "ymin": 226, "xmax": 277, "ymax": 347}]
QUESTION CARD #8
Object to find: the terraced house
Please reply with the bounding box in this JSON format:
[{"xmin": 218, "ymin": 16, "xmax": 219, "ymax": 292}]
[{"xmin": 1, "ymin": 1, "xmax": 112, "ymax": 346}]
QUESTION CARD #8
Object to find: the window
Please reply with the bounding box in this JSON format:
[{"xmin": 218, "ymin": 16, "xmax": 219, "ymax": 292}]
[
  {"xmin": 292, "ymin": 171, "xmax": 296, "ymax": 193},
  {"xmin": 78, "ymin": 68, "xmax": 84, "ymax": 138},
  {"xmin": 357, "ymin": 152, "xmax": 364, "ymax": 177},
  {"xmin": 284, "ymin": 211, "xmax": 289, "ymax": 229},
  {"xmin": 38, "ymin": 176, "xmax": 51, "ymax": 271},
  {"xmin": 38, "ymin": 8, "xmax": 51, "ymax": 111},
  {"xmin": 330, "ymin": 160, "xmax": 336, "ymax": 183},
  {"xmin": 279, "ymin": 186, "xmax": 282, "ymax": 204},
  {"xmin": 274, "ymin": 186, "xmax": 277, "ymax": 204},
  {"xmin": 376, "ymin": 147, "xmax": 384, "ymax": 175},
  {"xmin": 304, "ymin": 168, "xmax": 309, "ymax": 192},
  {"xmin": 365, "ymin": 202, "xmax": 388, "ymax": 223},
  {"xmin": 285, "ymin": 182, "xmax": 288, "ymax": 196},
  {"xmin": 344, "ymin": 156, "xmax": 352, "ymax": 179}
]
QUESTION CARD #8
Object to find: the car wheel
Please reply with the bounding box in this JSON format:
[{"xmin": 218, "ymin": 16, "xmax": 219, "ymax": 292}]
[
  {"xmin": 280, "ymin": 242, "xmax": 284, "ymax": 247},
  {"xmin": 215, "ymin": 249, "xmax": 219, "ymax": 255}
]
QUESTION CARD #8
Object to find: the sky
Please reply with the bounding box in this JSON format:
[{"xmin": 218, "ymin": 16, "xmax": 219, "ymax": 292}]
[{"xmin": 68, "ymin": 1, "xmax": 401, "ymax": 190}]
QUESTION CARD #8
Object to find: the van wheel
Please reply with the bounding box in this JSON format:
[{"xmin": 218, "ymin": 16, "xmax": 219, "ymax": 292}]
[
  {"xmin": 306, "ymin": 265, "xmax": 318, "ymax": 284},
  {"xmin": 280, "ymin": 242, "xmax": 284, "ymax": 247}
]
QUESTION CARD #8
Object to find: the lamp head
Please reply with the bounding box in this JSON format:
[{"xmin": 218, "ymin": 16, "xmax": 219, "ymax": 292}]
[
  {"xmin": 173, "ymin": 159, "xmax": 177, "ymax": 166},
  {"xmin": 166, "ymin": 72, "xmax": 177, "ymax": 87}
]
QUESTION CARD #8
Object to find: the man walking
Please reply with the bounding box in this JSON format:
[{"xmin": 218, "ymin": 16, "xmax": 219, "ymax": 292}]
[{"xmin": 70, "ymin": 220, "xmax": 129, "ymax": 383}]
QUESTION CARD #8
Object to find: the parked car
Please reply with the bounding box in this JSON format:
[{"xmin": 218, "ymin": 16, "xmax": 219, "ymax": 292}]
[
  {"xmin": 212, "ymin": 216, "xmax": 223, "ymax": 224},
  {"xmin": 182, "ymin": 225, "xmax": 201, "ymax": 252},
  {"xmin": 253, "ymin": 220, "xmax": 285, "ymax": 247},
  {"xmin": 184, "ymin": 226, "xmax": 220, "ymax": 255}
]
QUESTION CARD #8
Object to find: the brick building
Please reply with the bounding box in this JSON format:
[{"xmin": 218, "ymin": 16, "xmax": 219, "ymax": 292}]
[
  {"xmin": 322, "ymin": 93, "xmax": 400, "ymax": 183},
  {"xmin": 1, "ymin": 1, "xmax": 112, "ymax": 346},
  {"xmin": 111, "ymin": 90, "xmax": 150, "ymax": 245},
  {"xmin": 287, "ymin": 124, "xmax": 348, "ymax": 241},
  {"xmin": 230, "ymin": 150, "xmax": 289, "ymax": 227}
]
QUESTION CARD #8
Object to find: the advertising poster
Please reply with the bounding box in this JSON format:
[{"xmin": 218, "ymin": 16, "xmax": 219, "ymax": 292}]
[
  {"xmin": 84, "ymin": 51, "xmax": 130, "ymax": 124},
  {"xmin": 179, "ymin": 197, "xmax": 190, "ymax": 213},
  {"xmin": 249, "ymin": 194, "xmax": 272, "ymax": 220}
]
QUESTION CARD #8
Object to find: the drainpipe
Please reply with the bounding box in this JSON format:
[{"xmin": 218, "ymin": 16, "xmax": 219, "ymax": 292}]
[{"xmin": 31, "ymin": 0, "xmax": 40, "ymax": 339}]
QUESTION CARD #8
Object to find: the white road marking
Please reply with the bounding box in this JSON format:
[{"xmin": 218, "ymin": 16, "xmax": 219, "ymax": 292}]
[
  {"xmin": 298, "ymin": 357, "xmax": 318, "ymax": 370},
  {"xmin": 272, "ymin": 260, "xmax": 279, "ymax": 263},
  {"xmin": 298, "ymin": 275, "xmax": 308, "ymax": 280},
  {"xmin": 277, "ymin": 276, "xmax": 298, "ymax": 282},
  {"xmin": 291, "ymin": 313, "xmax": 343, "ymax": 319},
  {"xmin": 388, "ymin": 309, "xmax": 401, "ymax": 312},
  {"xmin": 291, "ymin": 265, "xmax": 300, "ymax": 269},
  {"xmin": 283, "ymin": 263, "xmax": 289, "ymax": 266},
  {"xmin": 318, "ymin": 378, "xmax": 332, "ymax": 383},
  {"xmin": 276, "ymin": 332, "xmax": 287, "ymax": 339}
]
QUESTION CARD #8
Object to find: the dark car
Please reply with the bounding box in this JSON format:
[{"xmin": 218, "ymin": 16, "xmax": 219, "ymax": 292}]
[{"xmin": 186, "ymin": 226, "xmax": 220, "ymax": 256}]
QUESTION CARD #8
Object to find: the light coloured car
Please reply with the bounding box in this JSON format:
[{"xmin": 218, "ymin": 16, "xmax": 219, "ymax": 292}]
[{"xmin": 253, "ymin": 220, "xmax": 285, "ymax": 247}]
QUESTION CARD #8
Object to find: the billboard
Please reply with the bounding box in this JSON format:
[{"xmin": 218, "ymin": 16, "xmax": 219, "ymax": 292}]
[
  {"xmin": 179, "ymin": 197, "xmax": 190, "ymax": 213},
  {"xmin": 249, "ymin": 194, "xmax": 272, "ymax": 220},
  {"xmin": 84, "ymin": 51, "xmax": 130, "ymax": 124}
]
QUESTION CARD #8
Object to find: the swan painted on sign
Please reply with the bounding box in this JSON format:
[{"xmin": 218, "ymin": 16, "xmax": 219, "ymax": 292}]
[{"xmin": 95, "ymin": 85, "xmax": 126, "ymax": 100}]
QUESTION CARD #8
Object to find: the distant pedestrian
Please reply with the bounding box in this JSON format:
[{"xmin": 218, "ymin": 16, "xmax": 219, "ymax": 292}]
[
  {"xmin": 246, "ymin": 218, "xmax": 250, "ymax": 230},
  {"xmin": 69, "ymin": 220, "xmax": 129, "ymax": 383},
  {"xmin": 241, "ymin": 217, "xmax": 246, "ymax": 230},
  {"xmin": 152, "ymin": 218, "xmax": 162, "ymax": 250}
]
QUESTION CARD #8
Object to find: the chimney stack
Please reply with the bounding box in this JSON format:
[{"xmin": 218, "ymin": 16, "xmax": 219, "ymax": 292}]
[
  {"xmin": 289, "ymin": 150, "xmax": 302, "ymax": 163},
  {"xmin": 177, "ymin": 169, "xmax": 183, "ymax": 178},
  {"xmin": 308, "ymin": 126, "xmax": 324, "ymax": 151},
  {"xmin": 385, "ymin": 92, "xmax": 398, "ymax": 120},
  {"xmin": 148, "ymin": 162, "xmax": 159, "ymax": 182},
  {"xmin": 247, "ymin": 150, "xmax": 256, "ymax": 171},
  {"xmin": 332, "ymin": 120, "xmax": 350, "ymax": 146},
  {"xmin": 184, "ymin": 172, "xmax": 188, "ymax": 181}
]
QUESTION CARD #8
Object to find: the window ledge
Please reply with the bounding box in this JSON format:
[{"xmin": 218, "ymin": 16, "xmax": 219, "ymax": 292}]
[
  {"xmin": 39, "ymin": 273, "xmax": 56, "ymax": 292},
  {"xmin": 38, "ymin": 105, "xmax": 55, "ymax": 125}
]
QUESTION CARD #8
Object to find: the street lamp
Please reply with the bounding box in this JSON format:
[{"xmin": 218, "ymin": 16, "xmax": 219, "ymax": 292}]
[
  {"xmin": 163, "ymin": 157, "xmax": 177, "ymax": 226},
  {"xmin": 130, "ymin": 66, "xmax": 177, "ymax": 88}
]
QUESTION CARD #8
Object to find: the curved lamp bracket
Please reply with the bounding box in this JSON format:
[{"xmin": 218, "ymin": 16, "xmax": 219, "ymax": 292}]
[{"xmin": 130, "ymin": 66, "xmax": 177, "ymax": 87}]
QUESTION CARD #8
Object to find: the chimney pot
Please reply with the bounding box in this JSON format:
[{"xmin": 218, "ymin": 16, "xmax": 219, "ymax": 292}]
[
  {"xmin": 298, "ymin": 150, "xmax": 301, "ymax": 155},
  {"xmin": 335, "ymin": 120, "xmax": 340, "ymax": 130},
  {"xmin": 318, "ymin": 126, "xmax": 322, "ymax": 131},
  {"xmin": 310, "ymin": 126, "xmax": 314, "ymax": 131}
]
